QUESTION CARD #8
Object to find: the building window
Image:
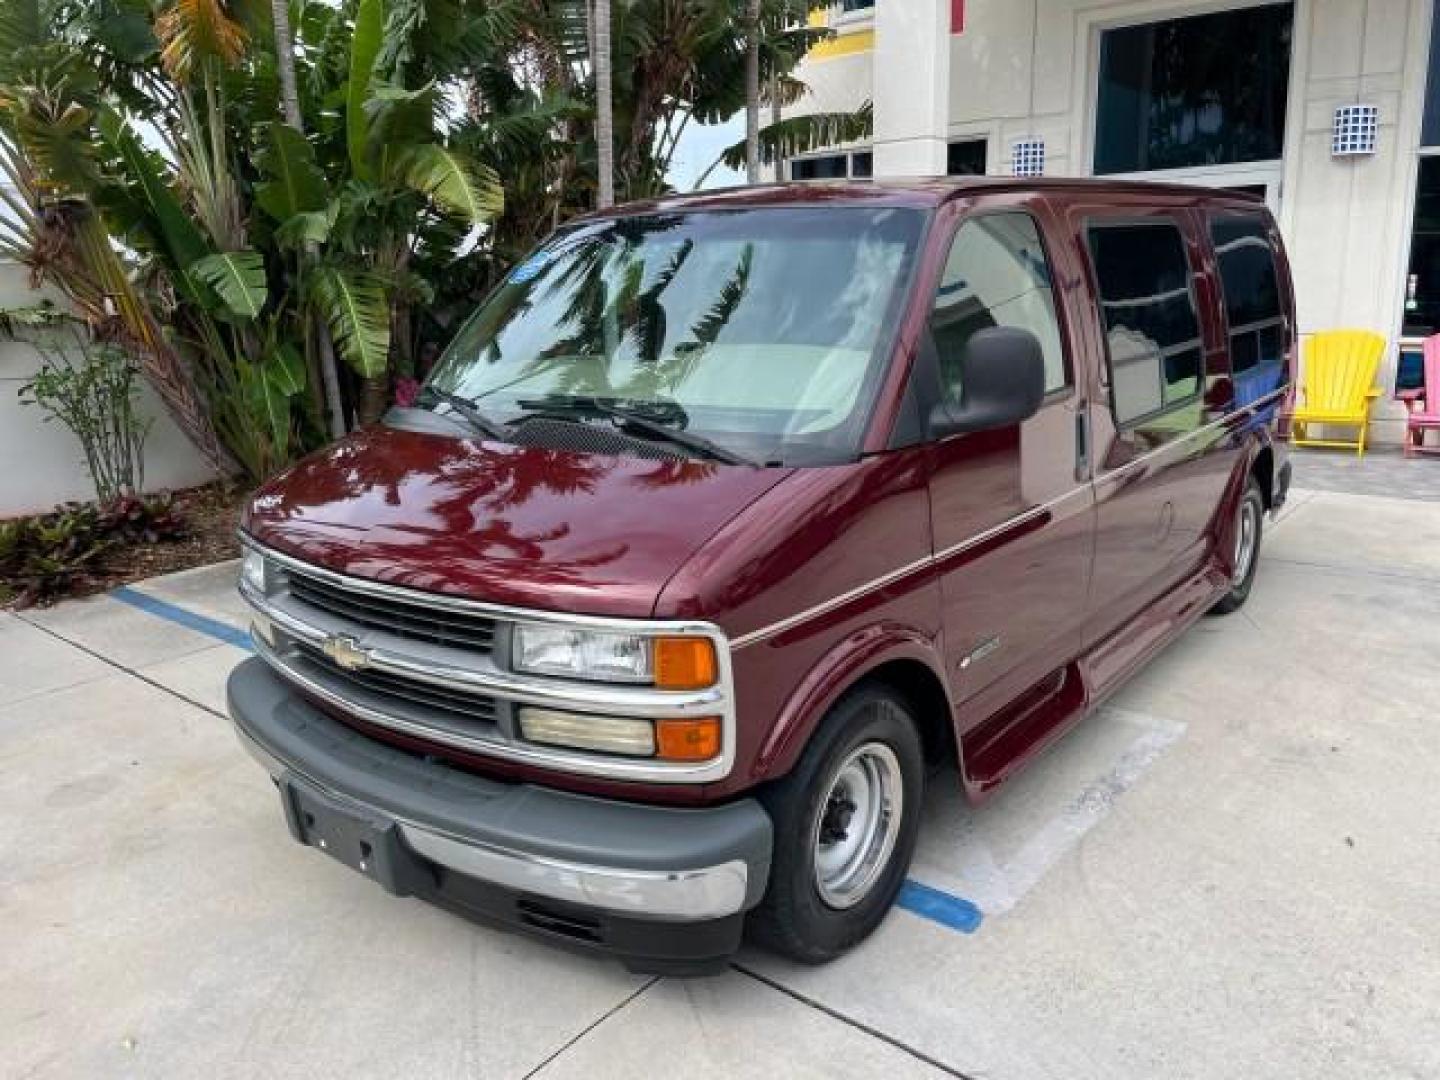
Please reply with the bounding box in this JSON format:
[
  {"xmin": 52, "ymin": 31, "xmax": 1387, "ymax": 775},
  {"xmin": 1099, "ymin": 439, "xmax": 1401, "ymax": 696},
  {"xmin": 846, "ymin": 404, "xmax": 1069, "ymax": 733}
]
[
  {"xmin": 1403, "ymin": 157, "xmax": 1440, "ymax": 337},
  {"xmin": 1086, "ymin": 221, "xmax": 1204, "ymax": 426},
  {"xmin": 932, "ymin": 213, "xmax": 1069, "ymax": 397},
  {"xmin": 791, "ymin": 154, "xmax": 848, "ymax": 180},
  {"xmin": 791, "ymin": 151, "xmax": 872, "ymax": 181},
  {"xmin": 1424, "ymin": 0, "xmax": 1440, "ymax": 147},
  {"xmin": 946, "ymin": 140, "xmax": 987, "ymax": 176},
  {"xmin": 839, "ymin": 0, "xmax": 874, "ymax": 11},
  {"xmin": 1094, "ymin": 3, "xmax": 1293, "ymax": 175}
]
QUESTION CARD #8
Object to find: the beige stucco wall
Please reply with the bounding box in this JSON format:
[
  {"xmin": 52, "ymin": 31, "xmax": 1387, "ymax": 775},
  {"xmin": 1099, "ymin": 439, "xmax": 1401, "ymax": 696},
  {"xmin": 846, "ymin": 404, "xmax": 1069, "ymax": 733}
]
[
  {"xmin": 0, "ymin": 263, "xmax": 220, "ymax": 517},
  {"xmin": 792, "ymin": 0, "xmax": 1435, "ymax": 444}
]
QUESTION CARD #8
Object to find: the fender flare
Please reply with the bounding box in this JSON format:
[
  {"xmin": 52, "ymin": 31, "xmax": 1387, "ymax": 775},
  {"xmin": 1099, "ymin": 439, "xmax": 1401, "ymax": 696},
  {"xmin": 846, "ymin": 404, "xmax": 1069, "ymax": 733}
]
[{"xmin": 751, "ymin": 621, "xmax": 955, "ymax": 782}]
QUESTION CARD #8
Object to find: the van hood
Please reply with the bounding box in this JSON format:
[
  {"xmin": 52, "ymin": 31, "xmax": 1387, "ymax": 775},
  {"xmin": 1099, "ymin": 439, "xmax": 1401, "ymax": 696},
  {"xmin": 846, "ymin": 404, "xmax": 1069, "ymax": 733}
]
[{"xmin": 243, "ymin": 423, "xmax": 794, "ymax": 618}]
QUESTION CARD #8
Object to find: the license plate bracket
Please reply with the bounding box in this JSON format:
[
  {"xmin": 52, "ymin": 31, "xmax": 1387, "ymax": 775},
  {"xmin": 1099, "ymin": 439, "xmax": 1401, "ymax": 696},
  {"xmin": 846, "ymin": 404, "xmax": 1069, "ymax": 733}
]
[{"xmin": 279, "ymin": 775, "xmax": 427, "ymax": 897}]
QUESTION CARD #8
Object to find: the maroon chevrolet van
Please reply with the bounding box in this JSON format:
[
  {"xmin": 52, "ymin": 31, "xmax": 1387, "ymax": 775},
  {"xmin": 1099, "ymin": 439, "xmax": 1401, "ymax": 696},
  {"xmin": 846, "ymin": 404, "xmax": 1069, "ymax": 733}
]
[{"xmin": 229, "ymin": 179, "xmax": 1293, "ymax": 972}]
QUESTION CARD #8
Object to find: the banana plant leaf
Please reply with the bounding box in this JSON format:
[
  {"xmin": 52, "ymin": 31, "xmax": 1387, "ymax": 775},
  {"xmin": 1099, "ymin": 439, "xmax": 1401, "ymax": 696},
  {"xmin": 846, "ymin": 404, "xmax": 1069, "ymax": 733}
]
[
  {"xmin": 255, "ymin": 121, "xmax": 329, "ymax": 222},
  {"xmin": 347, "ymin": 0, "xmax": 384, "ymax": 181},
  {"xmin": 191, "ymin": 251, "xmax": 268, "ymax": 321}
]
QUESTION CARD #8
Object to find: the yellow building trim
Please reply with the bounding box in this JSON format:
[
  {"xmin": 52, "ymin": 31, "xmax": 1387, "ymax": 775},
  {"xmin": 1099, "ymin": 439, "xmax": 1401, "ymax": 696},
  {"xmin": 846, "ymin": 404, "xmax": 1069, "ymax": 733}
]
[
  {"xmin": 809, "ymin": 28, "xmax": 875, "ymax": 59},
  {"xmin": 807, "ymin": 9, "xmax": 875, "ymax": 60}
]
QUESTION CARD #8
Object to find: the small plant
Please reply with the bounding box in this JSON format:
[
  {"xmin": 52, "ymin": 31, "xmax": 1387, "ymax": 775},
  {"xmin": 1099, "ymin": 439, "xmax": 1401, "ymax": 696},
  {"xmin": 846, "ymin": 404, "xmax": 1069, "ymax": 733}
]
[
  {"xmin": 4, "ymin": 305, "xmax": 153, "ymax": 505},
  {"xmin": 97, "ymin": 494, "xmax": 188, "ymax": 545},
  {"xmin": 0, "ymin": 504, "xmax": 114, "ymax": 607},
  {"xmin": 0, "ymin": 496, "xmax": 189, "ymax": 608}
]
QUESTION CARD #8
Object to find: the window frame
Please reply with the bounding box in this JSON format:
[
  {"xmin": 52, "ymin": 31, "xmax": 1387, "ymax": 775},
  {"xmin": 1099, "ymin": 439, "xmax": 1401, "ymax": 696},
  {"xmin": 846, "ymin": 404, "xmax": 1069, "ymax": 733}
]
[
  {"xmin": 929, "ymin": 208, "xmax": 1076, "ymax": 406},
  {"xmin": 1082, "ymin": 214, "xmax": 1207, "ymax": 431},
  {"xmin": 1206, "ymin": 210, "xmax": 1289, "ymax": 377},
  {"xmin": 790, "ymin": 149, "xmax": 874, "ymax": 182},
  {"xmin": 1090, "ymin": 2, "xmax": 1295, "ymax": 177},
  {"xmin": 946, "ymin": 138, "xmax": 990, "ymax": 177}
]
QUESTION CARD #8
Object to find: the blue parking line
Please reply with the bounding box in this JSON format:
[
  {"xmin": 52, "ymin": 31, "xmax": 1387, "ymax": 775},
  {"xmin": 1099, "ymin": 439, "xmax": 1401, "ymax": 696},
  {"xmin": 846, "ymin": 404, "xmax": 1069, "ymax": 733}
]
[
  {"xmin": 111, "ymin": 586, "xmax": 254, "ymax": 652},
  {"xmin": 898, "ymin": 879, "xmax": 984, "ymax": 933},
  {"xmin": 110, "ymin": 584, "xmax": 985, "ymax": 934}
]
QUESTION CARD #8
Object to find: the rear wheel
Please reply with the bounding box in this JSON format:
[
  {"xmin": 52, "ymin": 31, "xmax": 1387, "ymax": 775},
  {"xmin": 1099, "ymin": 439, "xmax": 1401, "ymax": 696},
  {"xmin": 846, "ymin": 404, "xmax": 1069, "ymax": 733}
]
[
  {"xmin": 748, "ymin": 685, "xmax": 924, "ymax": 963},
  {"xmin": 1211, "ymin": 476, "xmax": 1265, "ymax": 615}
]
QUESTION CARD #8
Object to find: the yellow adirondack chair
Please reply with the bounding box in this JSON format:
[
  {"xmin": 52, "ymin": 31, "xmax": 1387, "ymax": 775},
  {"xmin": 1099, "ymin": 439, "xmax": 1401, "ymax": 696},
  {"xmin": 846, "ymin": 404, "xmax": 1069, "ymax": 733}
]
[{"xmin": 1291, "ymin": 330, "xmax": 1386, "ymax": 456}]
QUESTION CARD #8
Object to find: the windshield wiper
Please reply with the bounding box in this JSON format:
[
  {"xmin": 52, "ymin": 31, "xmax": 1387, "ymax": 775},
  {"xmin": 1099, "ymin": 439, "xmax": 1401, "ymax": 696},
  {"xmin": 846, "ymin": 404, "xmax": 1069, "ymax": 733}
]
[
  {"xmin": 516, "ymin": 396, "xmax": 759, "ymax": 467},
  {"xmin": 418, "ymin": 386, "xmax": 511, "ymax": 442}
]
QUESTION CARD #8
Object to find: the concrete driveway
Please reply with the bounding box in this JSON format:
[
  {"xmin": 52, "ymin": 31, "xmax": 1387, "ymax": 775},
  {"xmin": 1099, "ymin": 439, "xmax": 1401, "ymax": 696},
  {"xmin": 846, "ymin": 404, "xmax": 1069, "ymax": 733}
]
[{"xmin": 5, "ymin": 466, "xmax": 1440, "ymax": 1079}]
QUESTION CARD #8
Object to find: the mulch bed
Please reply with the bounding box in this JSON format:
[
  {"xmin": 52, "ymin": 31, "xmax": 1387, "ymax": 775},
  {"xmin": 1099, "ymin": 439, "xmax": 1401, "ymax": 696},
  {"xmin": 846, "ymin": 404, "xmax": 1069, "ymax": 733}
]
[{"xmin": 3, "ymin": 481, "xmax": 249, "ymax": 609}]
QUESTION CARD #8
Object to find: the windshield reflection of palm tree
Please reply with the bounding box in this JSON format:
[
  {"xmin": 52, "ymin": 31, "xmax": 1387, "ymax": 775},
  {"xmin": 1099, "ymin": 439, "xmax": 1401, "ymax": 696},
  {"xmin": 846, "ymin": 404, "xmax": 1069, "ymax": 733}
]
[{"xmin": 647, "ymin": 244, "xmax": 754, "ymax": 401}]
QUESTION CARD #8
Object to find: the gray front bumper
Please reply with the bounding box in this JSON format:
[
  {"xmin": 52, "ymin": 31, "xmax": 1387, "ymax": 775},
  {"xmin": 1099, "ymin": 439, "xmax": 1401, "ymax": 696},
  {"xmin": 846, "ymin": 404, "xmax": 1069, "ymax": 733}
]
[{"xmin": 227, "ymin": 657, "xmax": 772, "ymax": 922}]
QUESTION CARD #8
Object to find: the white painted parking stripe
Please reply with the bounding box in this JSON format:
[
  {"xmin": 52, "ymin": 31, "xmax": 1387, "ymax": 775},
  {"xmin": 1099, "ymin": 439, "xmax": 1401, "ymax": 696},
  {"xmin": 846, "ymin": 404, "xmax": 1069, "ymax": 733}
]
[
  {"xmin": 913, "ymin": 709, "xmax": 1187, "ymax": 921},
  {"xmin": 976, "ymin": 714, "xmax": 1187, "ymax": 916}
]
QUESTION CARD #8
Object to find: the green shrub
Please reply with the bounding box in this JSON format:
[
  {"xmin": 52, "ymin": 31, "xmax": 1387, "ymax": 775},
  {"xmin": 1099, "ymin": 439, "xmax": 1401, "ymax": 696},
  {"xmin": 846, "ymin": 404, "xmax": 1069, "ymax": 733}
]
[
  {"xmin": 0, "ymin": 496, "xmax": 188, "ymax": 608},
  {"xmin": 19, "ymin": 333, "xmax": 153, "ymax": 505}
]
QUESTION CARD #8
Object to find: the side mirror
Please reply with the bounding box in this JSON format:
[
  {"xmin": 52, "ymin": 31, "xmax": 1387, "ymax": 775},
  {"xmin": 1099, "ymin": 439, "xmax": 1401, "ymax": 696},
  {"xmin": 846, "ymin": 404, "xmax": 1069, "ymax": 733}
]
[{"xmin": 928, "ymin": 327, "xmax": 1047, "ymax": 439}]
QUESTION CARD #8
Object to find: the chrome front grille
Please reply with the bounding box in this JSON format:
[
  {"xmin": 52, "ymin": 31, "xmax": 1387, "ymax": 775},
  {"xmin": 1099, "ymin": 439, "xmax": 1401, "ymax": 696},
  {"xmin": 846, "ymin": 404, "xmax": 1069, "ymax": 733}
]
[
  {"xmin": 290, "ymin": 640, "xmax": 499, "ymax": 726},
  {"xmin": 239, "ymin": 538, "xmax": 738, "ymax": 783},
  {"xmin": 283, "ymin": 564, "xmax": 497, "ymax": 653}
]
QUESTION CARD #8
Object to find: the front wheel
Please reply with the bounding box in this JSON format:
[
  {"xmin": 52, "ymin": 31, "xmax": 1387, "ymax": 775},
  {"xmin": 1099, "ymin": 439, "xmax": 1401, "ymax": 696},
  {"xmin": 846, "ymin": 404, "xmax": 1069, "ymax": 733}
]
[
  {"xmin": 747, "ymin": 685, "xmax": 925, "ymax": 963},
  {"xmin": 1210, "ymin": 476, "xmax": 1265, "ymax": 615}
]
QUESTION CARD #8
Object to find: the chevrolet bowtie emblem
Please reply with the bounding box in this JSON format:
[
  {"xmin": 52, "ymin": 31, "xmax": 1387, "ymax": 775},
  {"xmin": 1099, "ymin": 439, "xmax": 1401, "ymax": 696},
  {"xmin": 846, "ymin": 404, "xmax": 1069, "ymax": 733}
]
[{"xmin": 322, "ymin": 634, "xmax": 371, "ymax": 672}]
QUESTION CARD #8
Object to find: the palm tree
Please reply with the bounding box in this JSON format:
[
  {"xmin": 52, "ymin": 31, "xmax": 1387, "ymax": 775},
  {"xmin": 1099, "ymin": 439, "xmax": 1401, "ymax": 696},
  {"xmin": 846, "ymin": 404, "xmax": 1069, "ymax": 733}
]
[
  {"xmin": 745, "ymin": 0, "xmax": 761, "ymax": 183},
  {"xmin": 771, "ymin": 71, "xmax": 782, "ymax": 181},
  {"xmin": 594, "ymin": 0, "xmax": 615, "ymax": 208},
  {"xmin": 269, "ymin": 0, "xmax": 344, "ymax": 438},
  {"xmin": 271, "ymin": 0, "xmax": 302, "ymax": 130}
]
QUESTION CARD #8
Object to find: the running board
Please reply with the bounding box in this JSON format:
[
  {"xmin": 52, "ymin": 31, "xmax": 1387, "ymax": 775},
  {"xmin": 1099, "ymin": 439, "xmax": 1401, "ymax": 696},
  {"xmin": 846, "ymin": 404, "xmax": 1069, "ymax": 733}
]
[
  {"xmin": 961, "ymin": 663, "xmax": 1085, "ymax": 796},
  {"xmin": 958, "ymin": 562, "xmax": 1229, "ymax": 800}
]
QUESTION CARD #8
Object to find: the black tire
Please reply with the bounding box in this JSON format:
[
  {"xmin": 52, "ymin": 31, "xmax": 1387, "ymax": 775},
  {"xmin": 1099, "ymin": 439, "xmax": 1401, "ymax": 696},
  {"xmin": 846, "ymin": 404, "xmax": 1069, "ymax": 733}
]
[
  {"xmin": 1210, "ymin": 476, "xmax": 1265, "ymax": 615},
  {"xmin": 747, "ymin": 684, "xmax": 925, "ymax": 963}
]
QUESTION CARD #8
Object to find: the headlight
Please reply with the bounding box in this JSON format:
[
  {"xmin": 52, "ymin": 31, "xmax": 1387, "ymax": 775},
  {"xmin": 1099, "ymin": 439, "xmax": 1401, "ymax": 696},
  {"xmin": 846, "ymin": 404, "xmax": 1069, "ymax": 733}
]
[
  {"xmin": 241, "ymin": 548, "xmax": 268, "ymax": 595},
  {"xmin": 513, "ymin": 625, "xmax": 653, "ymax": 683},
  {"xmin": 512, "ymin": 626, "xmax": 718, "ymax": 689}
]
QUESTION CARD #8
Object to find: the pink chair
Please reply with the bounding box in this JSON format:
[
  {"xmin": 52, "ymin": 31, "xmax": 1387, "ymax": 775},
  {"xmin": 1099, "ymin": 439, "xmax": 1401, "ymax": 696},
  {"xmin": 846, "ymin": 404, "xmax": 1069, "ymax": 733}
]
[{"xmin": 1402, "ymin": 335, "xmax": 1440, "ymax": 456}]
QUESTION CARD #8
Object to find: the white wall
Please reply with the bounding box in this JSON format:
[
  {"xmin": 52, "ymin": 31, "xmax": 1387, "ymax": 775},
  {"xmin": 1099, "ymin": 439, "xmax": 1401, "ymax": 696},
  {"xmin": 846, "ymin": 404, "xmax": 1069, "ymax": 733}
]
[
  {"xmin": 794, "ymin": 0, "xmax": 1435, "ymax": 444},
  {"xmin": 1280, "ymin": 0, "xmax": 1432, "ymax": 442},
  {"xmin": 0, "ymin": 264, "xmax": 220, "ymax": 518}
]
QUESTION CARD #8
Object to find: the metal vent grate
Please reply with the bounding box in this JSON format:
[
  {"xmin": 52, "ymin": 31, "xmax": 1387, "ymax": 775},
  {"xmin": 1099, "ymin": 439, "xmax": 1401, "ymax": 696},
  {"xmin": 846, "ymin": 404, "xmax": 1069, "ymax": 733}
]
[{"xmin": 508, "ymin": 417, "xmax": 684, "ymax": 461}]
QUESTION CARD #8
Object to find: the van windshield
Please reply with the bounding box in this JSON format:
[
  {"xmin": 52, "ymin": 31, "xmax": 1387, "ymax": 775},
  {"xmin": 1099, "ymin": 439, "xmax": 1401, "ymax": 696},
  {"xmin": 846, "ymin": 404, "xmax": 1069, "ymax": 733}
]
[{"xmin": 424, "ymin": 207, "xmax": 925, "ymax": 465}]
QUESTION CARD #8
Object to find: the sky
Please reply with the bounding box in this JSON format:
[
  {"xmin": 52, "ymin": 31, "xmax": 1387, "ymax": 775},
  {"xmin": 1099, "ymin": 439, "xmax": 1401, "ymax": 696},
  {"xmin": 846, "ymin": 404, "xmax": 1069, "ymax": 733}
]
[{"xmin": 666, "ymin": 114, "xmax": 748, "ymax": 192}]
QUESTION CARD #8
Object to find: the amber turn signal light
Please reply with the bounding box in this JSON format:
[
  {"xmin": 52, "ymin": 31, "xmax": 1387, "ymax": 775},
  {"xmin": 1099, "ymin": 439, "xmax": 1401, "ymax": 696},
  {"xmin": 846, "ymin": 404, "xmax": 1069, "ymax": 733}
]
[
  {"xmin": 655, "ymin": 717, "xmax": 723, "ymax": 761},
  {"xmin": 653, "ymin": 637, "xmax": 718, "ymax": 690}
]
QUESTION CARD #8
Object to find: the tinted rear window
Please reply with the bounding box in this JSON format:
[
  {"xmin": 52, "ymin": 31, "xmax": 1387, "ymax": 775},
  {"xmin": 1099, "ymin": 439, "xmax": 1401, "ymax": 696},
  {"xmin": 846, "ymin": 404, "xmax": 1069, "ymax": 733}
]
[
  {"xmin": 1087, "ymin": 221, "xmax": 1204, "ymax": 425},
  {"xmin": 1210, "ymin": 214, "xmax": 1285, "ymax": 377}
]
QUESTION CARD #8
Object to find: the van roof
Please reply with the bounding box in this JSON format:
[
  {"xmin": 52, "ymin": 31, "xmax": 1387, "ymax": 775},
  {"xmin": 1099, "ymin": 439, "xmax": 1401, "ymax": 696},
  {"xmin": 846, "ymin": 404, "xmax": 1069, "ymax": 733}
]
[{"xmin": 587, "ymin": 177, "xmax": 1267, "ymax": 219}]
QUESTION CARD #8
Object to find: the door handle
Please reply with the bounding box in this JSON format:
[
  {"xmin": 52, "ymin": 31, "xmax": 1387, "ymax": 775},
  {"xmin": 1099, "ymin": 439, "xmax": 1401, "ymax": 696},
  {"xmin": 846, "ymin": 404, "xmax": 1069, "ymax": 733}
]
[{"xmin": 1075, "ymin": 408, "xmax": 1090, "ymax": 482}]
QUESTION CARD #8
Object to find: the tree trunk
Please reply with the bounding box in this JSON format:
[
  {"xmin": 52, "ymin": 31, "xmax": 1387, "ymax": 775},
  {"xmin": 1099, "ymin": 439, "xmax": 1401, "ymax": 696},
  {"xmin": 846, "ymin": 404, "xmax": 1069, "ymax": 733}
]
[
  {"xmin": 771, "ymin": 71, "xmax": 783, "ymax": 182},
  {"xmin": 745, "ymin": 0, "xmax": 761, "ymax": 183},
  {"xmin": 594, "ymin": 0, "xmax": 615, "ymax": 208},
  {"xmin": 271, "ymin": 0, "xmax": 303, "ymax": 130},
  {"xmin": 357, "ymin": 373, "xmax": 390, "ymax": 426},
  {"xmin": 271, "ymin": 0, "xmax": 346, "ymax": 439}
]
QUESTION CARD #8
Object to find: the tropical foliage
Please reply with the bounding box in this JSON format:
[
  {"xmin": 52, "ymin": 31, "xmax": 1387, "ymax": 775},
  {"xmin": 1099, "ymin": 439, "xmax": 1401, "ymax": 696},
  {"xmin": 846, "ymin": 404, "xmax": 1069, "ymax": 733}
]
[{"xmin": 0, "ymin": 0, "xmax": 865, "ymax": 484}]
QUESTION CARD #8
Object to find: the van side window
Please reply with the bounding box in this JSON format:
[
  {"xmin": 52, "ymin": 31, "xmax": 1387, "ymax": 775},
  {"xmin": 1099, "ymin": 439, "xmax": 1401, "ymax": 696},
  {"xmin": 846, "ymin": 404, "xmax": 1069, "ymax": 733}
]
[
  {"xmin": 1210, "ymin": 213, "xmax": 1286, "ymax": 391},
  {"xmin": 932, "ymin": 213, "xmax": 1068, "ymax": 404},
  {"xmin": 1086, "ymin": 221, "xmax": 1204, "ymax": 427}
]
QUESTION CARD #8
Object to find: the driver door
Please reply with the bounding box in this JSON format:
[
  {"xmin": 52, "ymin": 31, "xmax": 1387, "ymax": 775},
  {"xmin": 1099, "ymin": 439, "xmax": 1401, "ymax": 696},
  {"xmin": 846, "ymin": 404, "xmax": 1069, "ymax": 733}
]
[{"xmin": 923, "ymin": 204, "xmax": 1095, "ymax": 785}]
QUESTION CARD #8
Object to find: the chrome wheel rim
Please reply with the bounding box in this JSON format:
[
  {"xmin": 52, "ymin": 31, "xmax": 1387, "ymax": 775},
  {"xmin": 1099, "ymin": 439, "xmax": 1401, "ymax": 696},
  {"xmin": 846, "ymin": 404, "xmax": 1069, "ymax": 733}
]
[
  {"xmin": 1233, "ymin": 497, "xmax": 1259, "ymax": 586},
  {"xmin": 812, "ymin": 742, "xmax": 904, "ymax": 910}
]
